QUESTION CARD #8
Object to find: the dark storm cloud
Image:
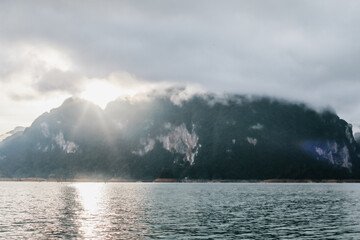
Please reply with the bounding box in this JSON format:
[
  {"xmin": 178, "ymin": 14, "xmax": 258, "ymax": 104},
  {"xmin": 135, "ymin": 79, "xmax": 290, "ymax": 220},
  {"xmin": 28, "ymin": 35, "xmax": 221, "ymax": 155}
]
[{"xmin": 0, "ymin": 0, "xmax": 359, "ymax": 128}]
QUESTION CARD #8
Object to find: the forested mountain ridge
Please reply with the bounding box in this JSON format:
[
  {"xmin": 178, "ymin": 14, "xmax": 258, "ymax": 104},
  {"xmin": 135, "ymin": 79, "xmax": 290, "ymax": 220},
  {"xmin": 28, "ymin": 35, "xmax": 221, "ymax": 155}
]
[{"xmin": 1, "ymin": 90, "xmax": 359, "ymax": 180}]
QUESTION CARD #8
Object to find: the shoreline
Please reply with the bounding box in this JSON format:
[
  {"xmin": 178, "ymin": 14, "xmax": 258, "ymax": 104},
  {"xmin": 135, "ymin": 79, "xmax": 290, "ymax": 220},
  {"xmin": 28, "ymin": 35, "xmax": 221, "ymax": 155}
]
[{"xmin": 1, "ymin": 178, "xmax": 360, "ymax": 183}]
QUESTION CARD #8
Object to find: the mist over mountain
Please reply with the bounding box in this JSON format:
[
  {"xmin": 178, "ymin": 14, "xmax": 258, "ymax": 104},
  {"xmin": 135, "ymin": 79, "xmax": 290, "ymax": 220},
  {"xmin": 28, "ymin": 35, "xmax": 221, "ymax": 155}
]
[
  {"xmin": 0, "ymin": 89, "xmax": 359, "ymax": 180},
  {"xmin": 0, "ymin": 127, "xmax": 25, "ymax": 143},
  {"xmin": 355, "ymin": 133, "xmax": 360, "ymax": 145}
]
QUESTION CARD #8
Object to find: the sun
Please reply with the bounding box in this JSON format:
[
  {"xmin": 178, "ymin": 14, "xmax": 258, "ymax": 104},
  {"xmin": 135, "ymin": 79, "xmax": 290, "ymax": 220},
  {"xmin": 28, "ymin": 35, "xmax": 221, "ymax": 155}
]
[{"xmin": 80, "ymin": 80, "xmax": 137, "ymax": 108}]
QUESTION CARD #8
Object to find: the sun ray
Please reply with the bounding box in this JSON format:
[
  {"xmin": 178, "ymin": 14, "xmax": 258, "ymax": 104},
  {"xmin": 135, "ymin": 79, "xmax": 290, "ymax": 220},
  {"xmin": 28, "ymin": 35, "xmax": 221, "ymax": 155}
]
[{"xmin": 80, "ymin": 80, "xmax": 137, "ymax": 108}]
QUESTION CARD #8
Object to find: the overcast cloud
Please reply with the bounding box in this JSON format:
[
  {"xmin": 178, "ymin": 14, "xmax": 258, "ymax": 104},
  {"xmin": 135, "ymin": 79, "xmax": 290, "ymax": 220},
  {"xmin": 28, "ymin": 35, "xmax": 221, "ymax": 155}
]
[{"xmin": 0, "ymin": 0, "xmax": 360, "ymax": 133}]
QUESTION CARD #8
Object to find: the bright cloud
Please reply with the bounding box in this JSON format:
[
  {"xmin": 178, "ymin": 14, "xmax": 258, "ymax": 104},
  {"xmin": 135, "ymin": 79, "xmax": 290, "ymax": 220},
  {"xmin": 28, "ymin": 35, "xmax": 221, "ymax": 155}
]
[{"xmin": 0, "ymin": 0, "xmax": 360, "ymax": 134}]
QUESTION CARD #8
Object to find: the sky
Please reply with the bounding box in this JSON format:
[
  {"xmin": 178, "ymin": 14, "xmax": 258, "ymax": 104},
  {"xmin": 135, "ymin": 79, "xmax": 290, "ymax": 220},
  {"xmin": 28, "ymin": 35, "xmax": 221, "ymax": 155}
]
[{"xmin": 0, "ymin": 0, "xmax": 360, "ymax": 134}]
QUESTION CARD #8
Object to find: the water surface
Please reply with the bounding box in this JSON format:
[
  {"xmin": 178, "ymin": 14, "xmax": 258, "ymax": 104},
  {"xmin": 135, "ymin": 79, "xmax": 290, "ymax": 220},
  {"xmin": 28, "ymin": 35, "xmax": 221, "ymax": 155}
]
[{"xmin": 1, "ymin": 182, "xmax": 360, "ymax": 239}]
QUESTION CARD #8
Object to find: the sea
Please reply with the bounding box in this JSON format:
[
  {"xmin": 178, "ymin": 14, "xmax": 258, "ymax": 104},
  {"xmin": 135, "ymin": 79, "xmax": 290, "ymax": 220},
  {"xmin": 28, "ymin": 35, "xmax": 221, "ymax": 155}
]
[{"xmin": 1, "ymin": 182, "xmax": 360, "ymax": 239}]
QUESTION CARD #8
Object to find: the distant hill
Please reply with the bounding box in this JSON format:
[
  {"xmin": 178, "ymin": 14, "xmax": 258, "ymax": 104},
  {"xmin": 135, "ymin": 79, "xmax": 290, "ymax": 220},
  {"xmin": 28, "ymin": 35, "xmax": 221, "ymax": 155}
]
[
  {"xmin": 0, "ymin": 127, "xmax": 25, "ymax": 143},
  {"xmin": 0, "ymin": 89, "xmax": 359, "ymax": 180}
]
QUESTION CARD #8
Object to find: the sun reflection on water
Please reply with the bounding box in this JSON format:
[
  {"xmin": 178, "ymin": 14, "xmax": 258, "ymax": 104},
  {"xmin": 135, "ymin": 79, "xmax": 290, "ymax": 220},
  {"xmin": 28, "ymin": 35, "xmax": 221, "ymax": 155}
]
[
  {"xmin": 68, "ymin": 183, "xmax": 153, "ymax": 239},
  {"xmin": 73, "ymin": 182, "xmax": 107, "ymax": 238}
]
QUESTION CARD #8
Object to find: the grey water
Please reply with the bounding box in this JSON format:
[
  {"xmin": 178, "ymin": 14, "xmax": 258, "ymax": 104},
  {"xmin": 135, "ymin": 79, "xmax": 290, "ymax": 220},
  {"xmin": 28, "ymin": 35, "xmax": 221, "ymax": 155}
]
[{"xmin": 1, "ymin": 182, "xmax": 360, "ymax": 239}]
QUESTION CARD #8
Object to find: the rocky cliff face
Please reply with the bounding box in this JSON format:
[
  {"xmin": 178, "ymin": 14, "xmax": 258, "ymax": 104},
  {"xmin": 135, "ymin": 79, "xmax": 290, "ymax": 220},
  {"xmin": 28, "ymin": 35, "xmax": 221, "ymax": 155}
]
[{"xmin": 0, "ymin": 90, "xmax": 359, "ymax": 179}]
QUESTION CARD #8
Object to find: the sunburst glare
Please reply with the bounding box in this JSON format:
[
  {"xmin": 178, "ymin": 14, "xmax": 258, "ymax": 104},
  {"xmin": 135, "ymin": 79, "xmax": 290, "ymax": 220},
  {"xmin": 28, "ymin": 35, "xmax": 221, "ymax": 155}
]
[{"xmin": 80, "ymin": 80, "xmax": 137, "ymax": 108}]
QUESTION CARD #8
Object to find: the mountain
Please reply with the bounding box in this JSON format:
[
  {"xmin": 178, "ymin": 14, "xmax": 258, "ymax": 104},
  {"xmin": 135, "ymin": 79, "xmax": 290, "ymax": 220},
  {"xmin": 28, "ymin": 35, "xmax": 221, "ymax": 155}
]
[
  {"xmin": 0, "ymin": 90, "xmax": 359, "ymax": 180},
  {"xmin": 0, "ymin": 127, "xmax": 25, "ymax": 143}
]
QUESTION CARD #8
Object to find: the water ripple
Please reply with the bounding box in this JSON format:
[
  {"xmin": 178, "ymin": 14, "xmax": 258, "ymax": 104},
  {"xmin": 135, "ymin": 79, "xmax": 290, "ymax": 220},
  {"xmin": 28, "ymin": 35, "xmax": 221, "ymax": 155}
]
[{"xmin": 1, "ymin": 182, "xmax": 360, "ymax": 239}]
